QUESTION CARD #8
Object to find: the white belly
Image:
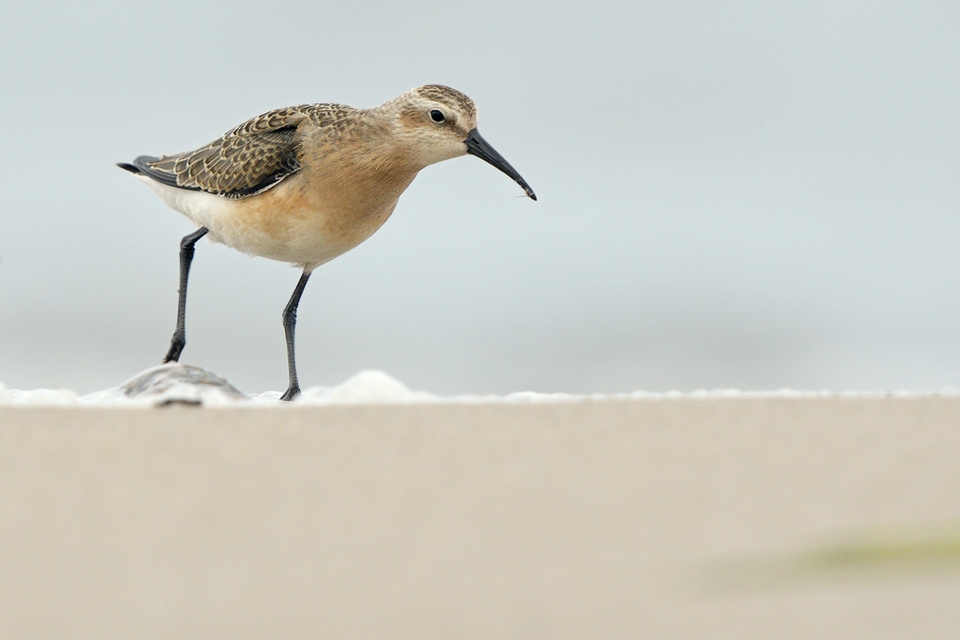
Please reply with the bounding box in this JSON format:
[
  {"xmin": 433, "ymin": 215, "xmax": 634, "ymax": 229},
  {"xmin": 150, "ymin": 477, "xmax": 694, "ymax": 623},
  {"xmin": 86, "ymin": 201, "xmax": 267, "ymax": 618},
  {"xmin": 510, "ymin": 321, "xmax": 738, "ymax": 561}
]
[{"xmin": 138, "ymin": 175, "xmax": 401, "ymax": 268}]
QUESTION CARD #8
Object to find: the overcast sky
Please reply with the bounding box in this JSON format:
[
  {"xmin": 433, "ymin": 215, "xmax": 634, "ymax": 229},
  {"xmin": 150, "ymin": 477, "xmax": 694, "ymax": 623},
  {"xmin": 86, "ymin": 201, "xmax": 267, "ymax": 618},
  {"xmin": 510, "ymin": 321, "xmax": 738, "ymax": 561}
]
[{"xmin": 1, "ymin": 0, "xmax": 959, "ymax": 394}]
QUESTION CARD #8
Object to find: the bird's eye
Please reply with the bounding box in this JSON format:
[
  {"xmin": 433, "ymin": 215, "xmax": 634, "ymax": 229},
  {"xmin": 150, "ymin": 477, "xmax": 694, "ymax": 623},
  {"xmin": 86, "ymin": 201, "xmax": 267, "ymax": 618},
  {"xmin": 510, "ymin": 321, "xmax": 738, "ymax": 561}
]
[{"xmin": 429, "ymin": 109, "xmax": 445, "ymax": 123}]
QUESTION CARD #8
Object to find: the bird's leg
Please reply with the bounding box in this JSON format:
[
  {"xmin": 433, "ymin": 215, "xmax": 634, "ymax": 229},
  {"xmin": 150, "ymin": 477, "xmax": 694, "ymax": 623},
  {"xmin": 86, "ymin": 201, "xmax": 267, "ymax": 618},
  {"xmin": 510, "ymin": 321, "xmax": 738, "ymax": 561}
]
[
  {"xmin": 280, "ymin": 269, "xmax": 313, "ymax": 401},
  {"xmin": 163, "ymin": 227, "xmax": 209, "ymax": 363}
]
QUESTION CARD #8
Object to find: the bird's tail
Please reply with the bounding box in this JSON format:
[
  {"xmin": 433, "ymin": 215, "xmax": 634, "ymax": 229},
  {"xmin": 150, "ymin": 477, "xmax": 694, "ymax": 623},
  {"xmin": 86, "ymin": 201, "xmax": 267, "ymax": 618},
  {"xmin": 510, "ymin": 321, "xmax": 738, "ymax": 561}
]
[{"xmin": 116, "ymin": 162, "xmax": 142, "ymax": 174}]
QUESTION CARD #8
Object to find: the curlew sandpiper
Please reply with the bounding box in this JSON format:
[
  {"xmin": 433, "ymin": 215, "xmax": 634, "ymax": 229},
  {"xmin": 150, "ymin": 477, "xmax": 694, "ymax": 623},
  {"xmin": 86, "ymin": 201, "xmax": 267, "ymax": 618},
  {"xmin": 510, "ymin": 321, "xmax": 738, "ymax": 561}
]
[{"xmin": 118, "ymin": 84, "xmax": 536, "ymax": 400}]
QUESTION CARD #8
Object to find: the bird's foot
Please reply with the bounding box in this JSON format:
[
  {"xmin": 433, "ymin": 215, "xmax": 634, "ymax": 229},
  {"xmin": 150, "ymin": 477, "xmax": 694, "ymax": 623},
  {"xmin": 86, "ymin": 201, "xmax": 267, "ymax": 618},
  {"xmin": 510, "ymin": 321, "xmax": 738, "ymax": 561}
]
[
  {"xmin": 163, "ymin": 334, "xmax": 185, "ymax": 363},
  {"xmin": 280, "ymin": 385, "xmax": 301, "ymax": 402}
]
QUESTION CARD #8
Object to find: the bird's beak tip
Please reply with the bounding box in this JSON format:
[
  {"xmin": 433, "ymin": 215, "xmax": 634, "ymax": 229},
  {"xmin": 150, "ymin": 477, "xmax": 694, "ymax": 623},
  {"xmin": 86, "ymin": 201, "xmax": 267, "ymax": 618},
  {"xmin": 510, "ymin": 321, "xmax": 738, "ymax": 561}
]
[{"xmin": 464, "ymin": 129, "xmax": 537, "ymax": 202}]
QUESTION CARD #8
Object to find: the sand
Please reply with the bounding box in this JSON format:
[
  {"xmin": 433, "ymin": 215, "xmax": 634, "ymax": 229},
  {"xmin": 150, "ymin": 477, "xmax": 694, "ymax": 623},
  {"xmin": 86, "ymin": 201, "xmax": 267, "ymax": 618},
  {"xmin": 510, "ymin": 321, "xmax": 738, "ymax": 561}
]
[{"xmin": 2, "ymin": 395, "xmax": 960, "ymax": 639}]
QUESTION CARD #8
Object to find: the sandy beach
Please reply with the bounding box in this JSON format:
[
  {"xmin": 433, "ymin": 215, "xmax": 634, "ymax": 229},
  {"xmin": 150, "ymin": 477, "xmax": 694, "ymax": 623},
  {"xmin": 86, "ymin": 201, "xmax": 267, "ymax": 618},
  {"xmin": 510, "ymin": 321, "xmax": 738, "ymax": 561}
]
[{"xmin": 2, "ymin": 395, "xmax": 960, "ymax": 639}]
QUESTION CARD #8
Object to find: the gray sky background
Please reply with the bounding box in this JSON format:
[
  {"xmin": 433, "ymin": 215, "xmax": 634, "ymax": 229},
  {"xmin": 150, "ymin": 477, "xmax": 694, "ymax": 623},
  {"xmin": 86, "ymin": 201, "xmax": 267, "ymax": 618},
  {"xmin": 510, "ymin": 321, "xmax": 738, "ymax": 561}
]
[{"xmin": 1, "ymin": 0, "xmax": 959, "ymax": 394}]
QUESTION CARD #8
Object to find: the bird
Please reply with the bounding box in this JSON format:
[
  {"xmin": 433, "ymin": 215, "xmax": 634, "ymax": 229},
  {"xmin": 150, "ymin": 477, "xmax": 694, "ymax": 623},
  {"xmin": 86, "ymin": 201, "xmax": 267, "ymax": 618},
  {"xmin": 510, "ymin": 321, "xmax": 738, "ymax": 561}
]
[{"xmin": 118, "ymin": 84, "xmax": 536, "ymax": 400}]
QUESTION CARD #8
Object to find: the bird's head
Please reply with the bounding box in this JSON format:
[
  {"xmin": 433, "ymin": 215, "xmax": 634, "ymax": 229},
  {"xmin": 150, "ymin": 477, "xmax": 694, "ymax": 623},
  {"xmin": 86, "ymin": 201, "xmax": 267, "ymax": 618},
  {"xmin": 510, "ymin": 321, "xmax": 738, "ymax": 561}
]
[{"xmin": 387, "ymin": 84, "xmax": 536, "ymax": 200}]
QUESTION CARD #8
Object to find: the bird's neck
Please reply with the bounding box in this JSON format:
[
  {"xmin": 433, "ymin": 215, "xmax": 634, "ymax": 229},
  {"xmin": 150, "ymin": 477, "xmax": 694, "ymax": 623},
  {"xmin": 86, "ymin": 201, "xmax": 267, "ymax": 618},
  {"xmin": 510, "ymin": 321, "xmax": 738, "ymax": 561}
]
[{"xmin": 300, "ymin": 120, "xmax": 421, "ymax": 217}]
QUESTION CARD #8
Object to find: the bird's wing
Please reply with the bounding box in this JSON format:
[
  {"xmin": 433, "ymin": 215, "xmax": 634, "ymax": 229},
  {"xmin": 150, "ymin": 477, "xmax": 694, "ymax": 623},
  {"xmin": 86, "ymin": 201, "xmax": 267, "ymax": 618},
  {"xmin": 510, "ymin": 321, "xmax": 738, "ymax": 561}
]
[{"xmin": 130, "ymin": 103, "xmax": 357, "ymax": 199}]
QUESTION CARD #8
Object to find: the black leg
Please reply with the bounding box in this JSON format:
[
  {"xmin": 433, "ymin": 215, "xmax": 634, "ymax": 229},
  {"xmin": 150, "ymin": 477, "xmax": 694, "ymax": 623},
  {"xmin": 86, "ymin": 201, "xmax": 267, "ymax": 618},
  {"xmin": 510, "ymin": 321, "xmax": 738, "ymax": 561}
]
[
  {"xmin": 279, "ymin": 270, "xmax": 313, "ymax": 401},
  {"xmin": 163, "ymin": 227, "xmax": 209, "ymax": 363}
]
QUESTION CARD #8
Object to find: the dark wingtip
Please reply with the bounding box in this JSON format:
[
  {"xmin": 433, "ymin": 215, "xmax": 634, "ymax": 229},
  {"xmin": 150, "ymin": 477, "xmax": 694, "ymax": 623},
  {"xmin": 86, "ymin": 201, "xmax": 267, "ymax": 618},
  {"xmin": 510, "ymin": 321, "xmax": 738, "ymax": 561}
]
[
  {"xmin": 116, "ymin": 162, "xmax": 141, "ymax": 174},
  {"xmin": 118, "ymin": 155, "xmax": 206, "ymax": 193}
]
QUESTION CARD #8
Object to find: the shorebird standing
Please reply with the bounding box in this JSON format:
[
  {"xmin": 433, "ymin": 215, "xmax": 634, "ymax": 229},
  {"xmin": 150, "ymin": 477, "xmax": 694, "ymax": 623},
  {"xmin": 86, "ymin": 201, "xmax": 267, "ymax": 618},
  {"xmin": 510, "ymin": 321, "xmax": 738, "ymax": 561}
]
[{"xmin": 119, "ymin": 85, "xmax": 536, "ymax": 400}]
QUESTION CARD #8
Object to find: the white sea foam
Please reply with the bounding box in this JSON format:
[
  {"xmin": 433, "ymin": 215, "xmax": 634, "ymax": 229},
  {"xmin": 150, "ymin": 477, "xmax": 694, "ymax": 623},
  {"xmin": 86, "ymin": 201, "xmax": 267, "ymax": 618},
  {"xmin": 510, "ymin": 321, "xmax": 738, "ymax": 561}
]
[{"xmin": 1, "ymin": 364, "xmax": 958, "ymax": 408}]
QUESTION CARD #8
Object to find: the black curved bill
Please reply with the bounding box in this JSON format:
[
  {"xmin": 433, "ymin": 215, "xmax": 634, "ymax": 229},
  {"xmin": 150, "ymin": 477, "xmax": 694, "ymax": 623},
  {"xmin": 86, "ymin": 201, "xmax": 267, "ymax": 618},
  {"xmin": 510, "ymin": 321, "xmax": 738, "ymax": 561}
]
[{"xmin": 464, "ymin": 129, "xmax": 537, "ymax": 201}]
